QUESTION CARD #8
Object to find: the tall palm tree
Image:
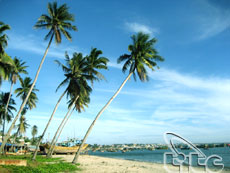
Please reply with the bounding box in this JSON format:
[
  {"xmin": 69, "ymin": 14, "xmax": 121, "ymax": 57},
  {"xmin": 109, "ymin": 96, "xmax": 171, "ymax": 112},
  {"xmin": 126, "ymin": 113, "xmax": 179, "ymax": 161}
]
[
  {"xmin": 72, "ymin": 32, "xmax": 164, "ymax": 163},
  {"xmin": 31, "ymin": 125, "xmax": 38, "ymax": 143},
  {"xmin": 0, "ymin": 92, "xmax": 16, "ymax": 142},
  {"xmin": 47, "ymin": 91, "xmax": 90, "ymax": 157},
  {"xmin": 32, "ymin": 52, "xmax": 92, "ymax": 160},
  {"xmin": 5, "ymin": 57, "xmax": 27, "ymax": 128},
  {"xmin": 0, "ymin": 2, "xmax": 77, "ymax": 153},
  {"xmin": 0, "ymin": 22, "xmax": 13, "ymax": 85},
  {"xmin": 46, "ymin": 49, "xmax": 108, "ymax": 157}
]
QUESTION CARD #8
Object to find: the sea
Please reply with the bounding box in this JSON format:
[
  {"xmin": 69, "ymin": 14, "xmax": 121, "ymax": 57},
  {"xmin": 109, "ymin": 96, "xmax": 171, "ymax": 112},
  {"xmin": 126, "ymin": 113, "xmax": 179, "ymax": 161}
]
[{"xmin": 88, "ymin": 147, "xmax": 230, "ymax": 170}]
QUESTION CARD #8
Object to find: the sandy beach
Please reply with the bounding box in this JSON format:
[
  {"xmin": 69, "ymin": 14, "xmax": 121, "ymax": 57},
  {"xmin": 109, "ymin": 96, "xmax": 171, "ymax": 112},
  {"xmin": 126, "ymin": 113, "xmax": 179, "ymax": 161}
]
[{"xmin": 53, "ymin": 155, "xmax": 229, "ymax": 173}]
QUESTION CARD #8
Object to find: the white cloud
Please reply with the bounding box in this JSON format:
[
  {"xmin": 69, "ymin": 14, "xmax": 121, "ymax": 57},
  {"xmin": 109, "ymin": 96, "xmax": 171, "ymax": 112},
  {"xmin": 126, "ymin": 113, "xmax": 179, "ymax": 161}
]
[
  {"xmin": 197, "ymin": 0, "xmax": 230, "ymax": 40},
  {"xmin": 124, "ymin": 22, "xmax": 158, "ymax": 36},
  {"xmin": 92, "ymin": 67, "xmax": 230, "ymax": 143},
  {"xmin": 107, "ymin": 61, "xmax": 122, "ymax": 69},
  {"xmin": 7, "ymin": 33, "xmax": 84, "ymax": 59}
]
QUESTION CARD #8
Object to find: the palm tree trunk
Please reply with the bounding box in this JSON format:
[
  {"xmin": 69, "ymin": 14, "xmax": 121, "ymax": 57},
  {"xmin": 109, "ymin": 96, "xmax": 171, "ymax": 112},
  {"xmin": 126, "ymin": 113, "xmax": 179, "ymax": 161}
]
[
  {"xmin": 32, "ymin": 89, "xmax": 67, "ymax": 160},
  {"xmin": 51, "ymin": 108, "xmax": 75, "ymax": 156},
  {"xmin": 2, "ymin": 81, "xmax": 14, "ymax": 144},
  {"xmin": 47, "ymin": 96, "xmax": 79, "ymax": 157},
  {"xmin": 0, "ymin": 34, "xmax": 54, "ymax": 154},
  {"xmin": 72, "ymin": 72, "xmax": 133, "ymax": 164}
]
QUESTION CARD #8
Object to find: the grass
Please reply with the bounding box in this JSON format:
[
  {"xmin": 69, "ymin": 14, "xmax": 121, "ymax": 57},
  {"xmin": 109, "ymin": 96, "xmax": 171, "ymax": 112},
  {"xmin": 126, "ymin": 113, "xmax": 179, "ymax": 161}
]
[{"xmin": 0, "ymin": 154, "xmax": 81, "ymax": 173}]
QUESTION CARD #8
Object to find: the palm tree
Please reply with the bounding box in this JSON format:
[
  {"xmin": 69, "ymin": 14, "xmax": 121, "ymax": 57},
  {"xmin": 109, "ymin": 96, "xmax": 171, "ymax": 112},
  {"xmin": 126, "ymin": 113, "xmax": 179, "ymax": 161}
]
[
  {"xmin": 86, "ymin": 48, "xmax": 109, "ymax": 86},
  {"xmin": 0, "ymin": 2, "xmax": 77, "ymax": 153},
  {"xmin": 4, "ymin": 57, "xmax": 27, "ymax": 129},
  {"xmin": 15, "ymin": 114, "xmax": 30, "ymax": 150},
  {"xmin": 0, "ymin": 21, "xmax": 10, "ymax": 54},
  {"xmin": 32, "ymin": 52, "xmax": 93, "ymax": 160},
  {"xmin": 17, "ymin": 115, "xmax": 30, "ymax": 138},
  {"xmin": 72, "ymin": 32, "xmax": 164, "ymax": 163},
  {"xmin": 46, "ymin": 49, "xmax": 108, "ymax": 157},
  {"xmin": 15, "ymin": 77, "xmax": 39, "ymax": 110},
  {"xmin": 31, "ymin": 125, "xmax": 38, "ymax": 143},
  {"xmin": 47, "ymin": 92, "xmax": 90, "ymax": 157},
  {"xmin": 0, "ymin": 92, "xmax": 16, "ymax": 143},
  {"xmin": 0, "ymin": 22, "xmax": 14, "ymax": 85}
]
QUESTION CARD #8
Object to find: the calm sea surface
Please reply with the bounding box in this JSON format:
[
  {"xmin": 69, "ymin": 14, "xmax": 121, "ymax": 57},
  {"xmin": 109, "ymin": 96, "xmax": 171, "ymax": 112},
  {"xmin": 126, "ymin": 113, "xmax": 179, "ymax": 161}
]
[{"xmin": 88, "ymin": 147, "xmax": 230, "ymax": 170}]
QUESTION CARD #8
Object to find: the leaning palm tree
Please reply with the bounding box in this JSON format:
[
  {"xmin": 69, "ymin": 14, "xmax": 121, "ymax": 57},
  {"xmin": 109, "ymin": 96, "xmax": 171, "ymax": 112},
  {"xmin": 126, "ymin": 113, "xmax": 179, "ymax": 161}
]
[
  {"xmin": 4, "ymin": 57, "xmax": 27, "ymax": 128},
  {"xmin": 46, "ymin": 49, "xmax": 108, "ymax": 157},
  {"xmin": 72, "ymin": 32, "xmax": 164, "ymax": 163},
  {"xmin": 47, "ymin": 88, "xmax": 90, "ymax": 157},
  {"xmin": 32, "ymin": 52, "xmax": 92, "ymax": 160},
  {"xmin": 0, "ymin": 2, "xmax": 77, "ymax": 153},
  {"xmin": 0, "ymin": 92, "xmax": 16, "ymax": 143}
]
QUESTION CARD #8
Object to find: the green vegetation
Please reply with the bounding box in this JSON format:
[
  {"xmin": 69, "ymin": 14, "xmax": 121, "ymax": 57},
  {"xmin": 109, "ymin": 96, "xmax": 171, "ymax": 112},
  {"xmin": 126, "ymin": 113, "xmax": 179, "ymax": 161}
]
[{"xmin": 0, "ymin": 155, "xmax": 80, "ymax": 173}]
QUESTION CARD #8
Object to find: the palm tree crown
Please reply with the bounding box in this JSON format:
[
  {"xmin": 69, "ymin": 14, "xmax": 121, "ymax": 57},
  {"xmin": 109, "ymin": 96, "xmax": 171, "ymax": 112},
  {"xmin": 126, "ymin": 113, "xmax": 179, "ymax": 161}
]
[
  {"xmin": 55, "ymin": 52, "xmax": 93, "ymax": 99},
  {"xmin": 34, "ymin": 2, "xmax": 77, "ymax": 44},
  {"xmin": 15, "ymin": 77, "xmax": 39, "ymax": 110},
  {"xmin": 117, "ymin": 32, "xmax": 164, "ymax": 81},
  {"xmin": 11, "ymin": 57, "xmax": 28, "ymax": 84},
  {"xmin": 16, "ymin": 115, "xmax": 30, "ymax": 136},
  {"xmin": 0, "ymin": 21, "xmax": 10, "ymax": 54},
  {"xmin": 31, "ymin": 125, "xmax": 38, "ymax": 138},
  {"xmin": 86, "ymin": 48, "xmax": 109, "ymax": 86},
  {"xmin": 0, "ymin": 92, "xmax": 16, "ymax": 125},
  {"xmin": 0, "ymin": 22, "xmax": 14, "ymax": 85}
]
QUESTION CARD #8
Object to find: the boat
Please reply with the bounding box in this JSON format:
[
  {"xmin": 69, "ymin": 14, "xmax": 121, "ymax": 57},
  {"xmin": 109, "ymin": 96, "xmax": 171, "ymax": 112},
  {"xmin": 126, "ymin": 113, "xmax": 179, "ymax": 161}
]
[{"xmin": 40, "ymin": 143, "xmax": 88, "ymax": 155}]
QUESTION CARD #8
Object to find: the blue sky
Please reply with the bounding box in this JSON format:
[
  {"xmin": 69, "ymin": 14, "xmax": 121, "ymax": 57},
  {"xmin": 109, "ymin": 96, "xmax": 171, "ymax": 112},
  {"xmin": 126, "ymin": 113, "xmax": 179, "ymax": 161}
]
[{"xmin": 0, "ymin": 0, "xmax": 230, "ymax": 144}]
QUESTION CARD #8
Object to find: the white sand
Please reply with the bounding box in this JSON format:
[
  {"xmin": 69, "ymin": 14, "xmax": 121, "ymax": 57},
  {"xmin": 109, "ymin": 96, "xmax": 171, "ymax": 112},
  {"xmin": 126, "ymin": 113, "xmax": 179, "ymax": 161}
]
[{"xmin": 52, "ymin": 154, "xmax": 229, "ymax": 173}]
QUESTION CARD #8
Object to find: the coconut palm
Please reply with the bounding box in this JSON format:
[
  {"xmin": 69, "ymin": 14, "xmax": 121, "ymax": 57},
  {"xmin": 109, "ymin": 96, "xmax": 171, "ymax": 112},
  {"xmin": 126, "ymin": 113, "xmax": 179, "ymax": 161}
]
[
  {"xmin": 31, "ymin": 125, "xmax": 38, "ymax": 142},
  {"xmin": 0, "ymin": 21, "xmax": 10, "ymax": 54},
  {"xmin": 4, "ymin": 58, "xmax": 27, "ymax": 129},
  {"xmin": 14, "ymin": 77, "xmax": 39, "ymax": 110},
  {"xmin": 86, "ymin": 48, "xmax": 109, "ymax": 86},
  {"xmin": 0, "ymin": 92, "xmax": 16, "ymax": 143},
  {"xmin": 47, "ymin": 49, "xmax": 108, "ymax": 157},
  {"xmin": 32, "ymin": 52, "xmax": 92, "ymax": 160},
  {"xmin": 0, "ymin": 22, "xmax": 13, "ymax": 85},
  {"xmin": 16, "ymin": 115, "xmax": 30, "ymax": 137},
  {"xmin": 0, "ymin": 2, "xmax": 77, "ymax": 153},
  {"xmin": 72, "ymin": 32, "xmax": 164, "ymax": 163},
  {"xmin": 14, "ymin": 114, "xmax": 30, "ymax": 150},
  {"xmin": 47, "ymin": 89, "xmax": 90, "ymax": 157}
]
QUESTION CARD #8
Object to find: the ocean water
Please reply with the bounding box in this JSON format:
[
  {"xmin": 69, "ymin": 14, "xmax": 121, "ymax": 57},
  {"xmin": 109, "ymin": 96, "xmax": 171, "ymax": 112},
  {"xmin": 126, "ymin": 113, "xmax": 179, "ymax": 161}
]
[{"xmin": 88, "ymin": 147, "xmax": 230, "ymax": 170}]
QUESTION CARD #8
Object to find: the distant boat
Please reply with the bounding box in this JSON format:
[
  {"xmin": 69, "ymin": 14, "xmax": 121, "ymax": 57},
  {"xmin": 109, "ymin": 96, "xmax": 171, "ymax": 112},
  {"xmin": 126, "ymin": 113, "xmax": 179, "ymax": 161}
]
[{"xmin": 180, "ymin": 146, "xmax": 190, "ymax": 150}]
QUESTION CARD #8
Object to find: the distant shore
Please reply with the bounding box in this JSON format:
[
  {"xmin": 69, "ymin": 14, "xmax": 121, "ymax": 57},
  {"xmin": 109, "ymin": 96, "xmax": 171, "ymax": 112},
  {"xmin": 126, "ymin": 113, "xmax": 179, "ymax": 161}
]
[{"xmin": 53, "ymin": 155, "xmax": 228, "ymax": 173}]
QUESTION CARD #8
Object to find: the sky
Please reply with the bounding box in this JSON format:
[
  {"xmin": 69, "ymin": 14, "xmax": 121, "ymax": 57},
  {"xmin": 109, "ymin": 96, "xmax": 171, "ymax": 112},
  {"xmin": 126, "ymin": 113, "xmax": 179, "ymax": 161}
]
[{"xmin": 0, "ymin": 0, "xmax": 230, "ymax": 144}]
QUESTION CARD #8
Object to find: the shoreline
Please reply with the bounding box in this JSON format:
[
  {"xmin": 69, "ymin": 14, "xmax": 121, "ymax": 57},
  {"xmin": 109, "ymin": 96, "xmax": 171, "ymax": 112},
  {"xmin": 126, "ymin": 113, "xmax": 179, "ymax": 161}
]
[{"xmin": 53, "ymin": 154, "xmax": 229, "ymax": 173}]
